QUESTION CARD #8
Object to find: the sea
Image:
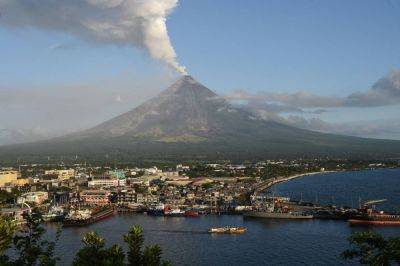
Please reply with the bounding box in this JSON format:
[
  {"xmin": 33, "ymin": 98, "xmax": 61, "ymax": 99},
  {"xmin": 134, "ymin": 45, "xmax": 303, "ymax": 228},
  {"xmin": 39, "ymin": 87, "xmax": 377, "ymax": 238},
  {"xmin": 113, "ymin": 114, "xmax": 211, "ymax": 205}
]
[{"xmin": 44, "ymin": 168, "xmax": 400, "ymax": 265}]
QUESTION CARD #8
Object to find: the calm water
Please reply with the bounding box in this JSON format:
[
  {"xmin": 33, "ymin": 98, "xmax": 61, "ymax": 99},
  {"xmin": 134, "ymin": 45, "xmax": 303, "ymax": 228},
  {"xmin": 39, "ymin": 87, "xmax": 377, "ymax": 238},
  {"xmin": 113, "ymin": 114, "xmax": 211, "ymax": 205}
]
[{"xmin": 45, "ymin": 169, "xmax": 400, "ymax": 265}]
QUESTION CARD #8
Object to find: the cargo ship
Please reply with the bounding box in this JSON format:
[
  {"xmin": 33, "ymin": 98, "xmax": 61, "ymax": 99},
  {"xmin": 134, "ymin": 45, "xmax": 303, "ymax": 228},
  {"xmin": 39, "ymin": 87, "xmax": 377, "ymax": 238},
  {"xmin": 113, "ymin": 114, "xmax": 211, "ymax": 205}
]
[
  {"xmin": 348, "ymin": 199, "xmax": 400, "ymax": 226},
  {"xmin": 63, "ymin": 205, "xmax": 115, "ymax": 227},
  {"xmin": 208, "ymin": 226, "xmax": 246, "ymax": 234},
  {"xmin": 349, "ymin": 213, "xmax": 400, "ymax": 225}
]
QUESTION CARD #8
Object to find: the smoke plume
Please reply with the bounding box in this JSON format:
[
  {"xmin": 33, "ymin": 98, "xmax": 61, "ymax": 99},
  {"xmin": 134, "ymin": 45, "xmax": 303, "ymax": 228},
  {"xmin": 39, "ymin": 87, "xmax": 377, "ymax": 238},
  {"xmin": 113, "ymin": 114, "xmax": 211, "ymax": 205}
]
[{"xmin": 0, "ymin": 0, "xmax": 187, "ymax": 74}]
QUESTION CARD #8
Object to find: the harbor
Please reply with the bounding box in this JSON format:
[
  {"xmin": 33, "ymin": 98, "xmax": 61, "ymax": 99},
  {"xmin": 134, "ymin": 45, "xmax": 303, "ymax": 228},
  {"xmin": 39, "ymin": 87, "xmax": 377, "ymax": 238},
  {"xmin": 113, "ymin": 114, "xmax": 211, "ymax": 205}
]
[{"xmin": 2, "ymin": 167, "xmax": 400, "ymax": 265}]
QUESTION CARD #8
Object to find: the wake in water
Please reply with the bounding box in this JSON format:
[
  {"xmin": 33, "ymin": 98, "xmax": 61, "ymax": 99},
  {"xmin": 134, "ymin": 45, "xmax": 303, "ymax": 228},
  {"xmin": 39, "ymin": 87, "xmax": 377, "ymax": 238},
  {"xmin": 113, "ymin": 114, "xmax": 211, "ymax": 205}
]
[{"xmin": 150, "ymin": 229, "xmax": 208, "ymax": 234}]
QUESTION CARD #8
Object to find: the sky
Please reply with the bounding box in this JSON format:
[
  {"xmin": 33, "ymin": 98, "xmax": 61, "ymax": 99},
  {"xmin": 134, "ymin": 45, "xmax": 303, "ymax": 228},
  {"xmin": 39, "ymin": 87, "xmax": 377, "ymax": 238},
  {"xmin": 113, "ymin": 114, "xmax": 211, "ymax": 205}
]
[{"xmin": 0, "ymin": 0, "xmax": 400, "ymax": 144}]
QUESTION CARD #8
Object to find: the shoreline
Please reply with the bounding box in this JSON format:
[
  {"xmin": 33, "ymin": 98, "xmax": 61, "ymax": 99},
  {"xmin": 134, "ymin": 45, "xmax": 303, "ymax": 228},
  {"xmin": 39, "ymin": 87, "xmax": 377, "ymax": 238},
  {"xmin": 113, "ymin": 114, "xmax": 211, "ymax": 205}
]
[{"xmin": 266, "ymin": 167, "xmax": 400, "ymax": 190}]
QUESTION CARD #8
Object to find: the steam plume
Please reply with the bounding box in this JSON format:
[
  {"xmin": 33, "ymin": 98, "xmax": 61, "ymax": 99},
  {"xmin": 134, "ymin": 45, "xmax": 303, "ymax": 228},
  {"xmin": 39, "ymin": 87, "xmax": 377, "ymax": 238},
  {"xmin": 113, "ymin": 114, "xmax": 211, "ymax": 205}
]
[{"xmin": 0, "ymin": 0, "xmax": 187, "ymax": 74}]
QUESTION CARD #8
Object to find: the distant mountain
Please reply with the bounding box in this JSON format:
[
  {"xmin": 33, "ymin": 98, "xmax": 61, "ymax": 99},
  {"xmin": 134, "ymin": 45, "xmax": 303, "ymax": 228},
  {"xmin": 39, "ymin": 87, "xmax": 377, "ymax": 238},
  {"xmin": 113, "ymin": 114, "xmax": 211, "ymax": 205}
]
[
  {"xmin": 1, "ymin": 75, "xmax": 400, "ymax": 163},
  {"xmin": 0, "ymin": 128, "xmax": 48, "ymax": 146}
]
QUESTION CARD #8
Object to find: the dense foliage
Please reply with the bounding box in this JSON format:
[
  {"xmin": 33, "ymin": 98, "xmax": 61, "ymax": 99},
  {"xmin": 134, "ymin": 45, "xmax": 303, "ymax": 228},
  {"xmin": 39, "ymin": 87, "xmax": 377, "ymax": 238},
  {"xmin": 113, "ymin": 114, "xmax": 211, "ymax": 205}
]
[
  {"xmin": 0, "ymin": 211, "xmax": 60, "ymax": 266},
  {"xmin": 73, "ymin": 226, "xmax": 170, "ymax": 266},
  {"xmin": 343, "ymin": 231, "xmax": 400, "ymax": 265},
  {"xmin": 0, "ymin": 215, "xmax": 170, "ymax": 266}
]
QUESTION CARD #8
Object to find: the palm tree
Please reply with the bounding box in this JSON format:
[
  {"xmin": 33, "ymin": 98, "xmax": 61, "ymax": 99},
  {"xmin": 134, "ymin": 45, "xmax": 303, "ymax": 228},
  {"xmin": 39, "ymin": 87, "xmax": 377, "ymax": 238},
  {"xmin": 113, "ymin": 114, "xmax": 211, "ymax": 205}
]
[{"xmin": 123, "ymin": 225, "xmax": 171, "ymax": 266}]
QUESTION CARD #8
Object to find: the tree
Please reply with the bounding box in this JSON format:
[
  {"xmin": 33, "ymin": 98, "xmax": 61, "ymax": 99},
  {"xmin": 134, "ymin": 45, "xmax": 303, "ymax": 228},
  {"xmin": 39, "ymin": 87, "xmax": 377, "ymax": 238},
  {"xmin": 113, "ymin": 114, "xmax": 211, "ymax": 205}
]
[
  {"xmin": 123, "ymin": 225, "xmax": 170, "ymax": 266},
  {"xmin": 0, "ymin": 215, "xmax": 16, "ymax": 260},
  {"xmin": 0, "ymin": 211, "xmax": 60, "ymax": 266},
  {"xmin": 73, "ymin": 231, "xmax": 124, "ymax": 266},
  {"xmin": 11, "ymin": 211, "xmax": 60, "ymax": 266},
  {"xmin": 124, "ymin": 226, "xmax": 143, "ymax": 266},
  {"xmin": 343, "ymin": 231, "xmax": 400, "ymax": 265}
]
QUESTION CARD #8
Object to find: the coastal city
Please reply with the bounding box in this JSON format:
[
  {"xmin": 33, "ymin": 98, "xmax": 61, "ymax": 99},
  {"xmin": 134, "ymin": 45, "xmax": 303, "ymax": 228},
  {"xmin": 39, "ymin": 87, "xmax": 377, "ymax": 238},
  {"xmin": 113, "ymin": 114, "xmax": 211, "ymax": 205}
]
[{"xmin": 1, "ymin": 158, "xmax": 399, "ymax": 228}]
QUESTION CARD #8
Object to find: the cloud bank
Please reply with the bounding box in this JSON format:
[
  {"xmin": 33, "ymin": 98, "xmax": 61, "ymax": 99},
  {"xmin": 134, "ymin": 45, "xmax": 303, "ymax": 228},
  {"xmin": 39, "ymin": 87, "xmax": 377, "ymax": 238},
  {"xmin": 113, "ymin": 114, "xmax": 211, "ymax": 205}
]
[
  {"xmin": 228, "ymin": 70, "xmax": 400, "ymax": 140},
  {"xmin": 0, "ymin": 0, "xmax": 186, "ymax": 74},
  {"xmin": 228, "ymin": 70, "xmax": 400, "ymax": 110}
]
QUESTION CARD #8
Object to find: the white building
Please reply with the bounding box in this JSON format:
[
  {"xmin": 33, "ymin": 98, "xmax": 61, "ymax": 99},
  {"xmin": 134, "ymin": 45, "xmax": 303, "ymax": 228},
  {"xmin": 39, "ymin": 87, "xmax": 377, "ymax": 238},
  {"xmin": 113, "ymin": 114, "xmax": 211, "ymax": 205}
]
[
  {"xmin": 17, "ymin": 191, "xmax": 48, "ymax": 204},
  {"xmin": 44, "ymin": 169, "xmax": 75, "ymax": 180},
  {"xmin": 88, "ymin": 179, "xmax": 119, "ymax": 188}
]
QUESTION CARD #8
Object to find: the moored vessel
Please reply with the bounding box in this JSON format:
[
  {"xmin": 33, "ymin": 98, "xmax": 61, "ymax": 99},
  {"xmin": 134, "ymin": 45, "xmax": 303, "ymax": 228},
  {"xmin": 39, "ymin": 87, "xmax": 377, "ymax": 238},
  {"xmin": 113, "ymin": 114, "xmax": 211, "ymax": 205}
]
[
  {"xmin": 42, "ymin": 206, "xmax": 65, "ymax": 222},
  {"xmin": 244, "ymin": 210, "xmax": 313, "ymax": 219},
  {"xmin": 348, "ymin": 199, "xmax": 400, "ymax": 226},
  {"xmin": 63, "ymin": 205, "xmax": 114, "ymax": 227},
  {"xmin": 184, "ymin": 210, "xmax": 199, "ymax": 217}
]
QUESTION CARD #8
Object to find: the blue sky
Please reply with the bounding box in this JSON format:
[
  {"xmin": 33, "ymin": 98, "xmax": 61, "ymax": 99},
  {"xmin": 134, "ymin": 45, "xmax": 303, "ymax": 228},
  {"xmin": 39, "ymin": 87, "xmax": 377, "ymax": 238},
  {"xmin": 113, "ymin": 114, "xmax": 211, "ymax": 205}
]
[{"xmin": 0, "ymin": 0, "xmax": 400, "ymax": 143}]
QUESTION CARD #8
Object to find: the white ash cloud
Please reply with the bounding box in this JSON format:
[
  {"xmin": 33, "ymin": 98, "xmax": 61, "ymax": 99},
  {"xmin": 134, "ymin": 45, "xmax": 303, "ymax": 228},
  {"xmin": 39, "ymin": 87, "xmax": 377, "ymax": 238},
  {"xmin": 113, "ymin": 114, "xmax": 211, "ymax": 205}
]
[{"xmin": 0, "ymin": 0, "xmax": 186, "ymax": 74}]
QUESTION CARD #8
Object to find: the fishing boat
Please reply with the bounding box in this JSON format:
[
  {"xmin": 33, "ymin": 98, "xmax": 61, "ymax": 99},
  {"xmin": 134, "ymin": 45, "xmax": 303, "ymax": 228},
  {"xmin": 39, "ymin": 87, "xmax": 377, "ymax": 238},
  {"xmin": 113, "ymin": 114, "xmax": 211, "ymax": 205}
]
[{"xmin": 208, "ymin": 226, "xmax": 247, "ymax": 234}]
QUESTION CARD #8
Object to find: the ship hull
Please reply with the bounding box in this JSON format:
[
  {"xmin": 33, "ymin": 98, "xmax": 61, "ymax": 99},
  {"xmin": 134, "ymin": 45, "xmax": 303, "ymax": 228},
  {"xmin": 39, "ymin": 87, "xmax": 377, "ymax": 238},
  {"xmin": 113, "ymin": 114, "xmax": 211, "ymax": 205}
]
[
  {"xmin": 244, "ymin": 211, "xmax": 313, "ymax": 219},
  {"xmin": 63, "ymin": 207, "xmax": 115, "ymax": 227},
  {"xmin": 349, "ymin": 219, "xmax": 400, "ymax": 226}
]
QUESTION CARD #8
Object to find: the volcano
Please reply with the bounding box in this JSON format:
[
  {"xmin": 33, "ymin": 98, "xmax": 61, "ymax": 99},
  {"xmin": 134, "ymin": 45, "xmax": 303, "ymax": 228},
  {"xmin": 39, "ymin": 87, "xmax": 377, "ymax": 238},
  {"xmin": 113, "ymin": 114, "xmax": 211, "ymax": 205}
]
[{"xmin": 1, "ymin": 75, "xmax": 400, "ymax": 162}]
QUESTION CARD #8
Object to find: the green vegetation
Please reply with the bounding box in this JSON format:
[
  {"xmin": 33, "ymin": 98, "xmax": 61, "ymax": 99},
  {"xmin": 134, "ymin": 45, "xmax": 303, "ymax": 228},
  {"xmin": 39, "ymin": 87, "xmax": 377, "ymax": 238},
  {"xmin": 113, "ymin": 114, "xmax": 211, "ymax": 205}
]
[
  {"xmin": 0, "ymin": 215, "xmax": 170, "ymax": 266},
  {"xmin": 0, "ymin": 216, "xmax": 16, "ymax": 255},
  {"xmin": 343, "ymin": 231, "xmax": 400, "ymax": 265},
  {"xmin": 0, "ymin": 211, "xmax": 60, "ymax": 266},
  {"xmin": 73, "ymin": 225, "xmax": 170, "ymax": 266},
  {"xmin": 73, "ymin": 231, "xmax": 124, "ymax": 266},
  {"xmin": 0, "ymin": 189, "xmax": 21, "ymax": 205}
]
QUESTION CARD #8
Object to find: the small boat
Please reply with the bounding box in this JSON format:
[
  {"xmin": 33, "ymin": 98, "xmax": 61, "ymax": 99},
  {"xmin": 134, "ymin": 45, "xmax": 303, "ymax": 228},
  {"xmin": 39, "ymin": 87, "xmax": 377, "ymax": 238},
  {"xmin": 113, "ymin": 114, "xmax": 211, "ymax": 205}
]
[
  {"xmin": 184, "ymin": 210, "xmax": 199, "ymax": 217},
  {"xmin": 147, "ymin": 204, "xmax": 165, "ymax": 216},
  {"xmin": 208, "ymin": 226, "xmax": 247, "ymax": 234},
  {"xmin": 165, "ymin": 209, "xmax": 185, "ymax": 217}
]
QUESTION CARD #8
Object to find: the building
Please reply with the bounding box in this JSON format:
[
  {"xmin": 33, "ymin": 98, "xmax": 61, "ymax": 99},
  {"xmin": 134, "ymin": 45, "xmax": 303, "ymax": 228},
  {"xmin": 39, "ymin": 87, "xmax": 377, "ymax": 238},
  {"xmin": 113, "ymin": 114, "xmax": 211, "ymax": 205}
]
[
  {"xmin": 117, "ymin": 190, "xmax": 136, "ymax": 205},
  {"xmin": 44, "ymin": 169, "xmax": 75, "ymax": 180},
  {"xmin": 80, "ymin": 190, "xmax": 110, "ymax": 205},
  {"xmin": 1, "ymin": 206, "xmax": 30, "ymax": 225},
  {"xmin": 108, "ymin": 170, "xmax": 126, "ymax": 179},
  {"xmin": 0, "ymin": 170, "xmax": 20, "ymax": 187},
  {"xmin": 88, "ymin": 178, "xmax": 119, "ymax": 188},
  {"xmin": 17, "ymin": 191, "xmax": 48, "ymax": 205}
]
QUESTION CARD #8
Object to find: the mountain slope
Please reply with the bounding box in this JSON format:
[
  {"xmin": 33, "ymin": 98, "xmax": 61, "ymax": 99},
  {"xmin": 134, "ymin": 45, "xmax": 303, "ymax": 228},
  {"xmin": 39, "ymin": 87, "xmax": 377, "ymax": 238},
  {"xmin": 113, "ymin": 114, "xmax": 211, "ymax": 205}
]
[{"xmin": 1, "ymin": 75, "xmax": 400, "ymax": 163}]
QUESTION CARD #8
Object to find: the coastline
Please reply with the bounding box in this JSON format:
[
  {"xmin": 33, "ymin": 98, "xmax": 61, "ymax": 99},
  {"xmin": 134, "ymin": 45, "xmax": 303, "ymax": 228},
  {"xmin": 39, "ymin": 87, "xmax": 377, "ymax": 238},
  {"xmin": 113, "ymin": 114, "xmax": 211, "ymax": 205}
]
[{"xmin": 254, "ymin": 170, "xmax": 338, "ymax": 193}]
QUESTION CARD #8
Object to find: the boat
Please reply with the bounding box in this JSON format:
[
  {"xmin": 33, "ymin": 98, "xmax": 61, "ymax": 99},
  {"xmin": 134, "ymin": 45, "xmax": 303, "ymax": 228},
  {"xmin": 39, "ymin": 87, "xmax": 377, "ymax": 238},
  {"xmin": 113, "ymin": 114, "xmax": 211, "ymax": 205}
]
[
  {"xmin": 348, "ymin": 199, "xmax": 400, "ymax": 225},
  {"xmin": 244, "ymin": 210, "xmax": 313, "ymax": 219},
  {"xmin": 42, "ymin": 206, "xmax": 65, "ymax": 222},
  {"xmin": 245, "ymin": 194, "xmax": 313, "ymax": 219},
  {"xmin": 184, "ymin": 210, "xmax": 199, "ymax": 217},
  {"xmin": 63, "ymin": 205, "xmax": 115, "ymax": 227},
  {"xmin": 349, "ymin": 213, "xmax": 400, "ymax": 225},
  {"xmin": 208, "ymin": 226, "xmax": 247, "ymax": 234},
  {"xmin": 146, "ymin": 204, "xmax": 165, "ymax": 216},
  {"xmin": 165, "ymin": 209, "xmax": 185, "ymax": 217}
]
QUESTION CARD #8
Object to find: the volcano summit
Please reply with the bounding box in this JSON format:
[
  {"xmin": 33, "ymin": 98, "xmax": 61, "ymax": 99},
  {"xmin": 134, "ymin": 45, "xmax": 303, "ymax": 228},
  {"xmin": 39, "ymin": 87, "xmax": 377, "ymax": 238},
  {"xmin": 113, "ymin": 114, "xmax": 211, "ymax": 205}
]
[{"xmin": 1, "ymin": 76, "xmax": 400, "ymax": 162}]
